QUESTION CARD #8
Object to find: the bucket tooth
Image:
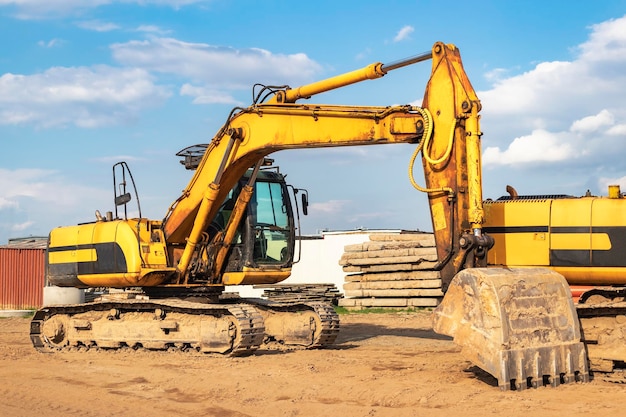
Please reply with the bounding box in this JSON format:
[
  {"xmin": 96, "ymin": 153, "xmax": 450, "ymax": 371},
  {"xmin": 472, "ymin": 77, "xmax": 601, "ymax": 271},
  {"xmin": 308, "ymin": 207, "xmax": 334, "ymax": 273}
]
[{"xmin": 432, "ymin": 267, "xmax": 589, "ymax": 390}]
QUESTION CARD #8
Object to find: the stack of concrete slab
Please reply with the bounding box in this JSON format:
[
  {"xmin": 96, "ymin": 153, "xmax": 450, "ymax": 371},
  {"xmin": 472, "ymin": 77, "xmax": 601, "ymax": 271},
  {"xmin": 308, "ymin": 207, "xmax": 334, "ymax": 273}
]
[
  {"xmin": 338, "ymin": 232, "xmax": 443, "ymax": 309},
  {"xmin": 254, "ymin": 283, "xmax": 343, "ymax": 305}
]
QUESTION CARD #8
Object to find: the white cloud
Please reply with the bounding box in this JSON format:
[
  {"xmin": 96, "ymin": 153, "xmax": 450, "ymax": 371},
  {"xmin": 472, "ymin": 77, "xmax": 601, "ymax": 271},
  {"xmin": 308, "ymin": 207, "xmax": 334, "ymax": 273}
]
[
  {"xmin": 76, "ymin": 20, "xmax": 121, "ymax": 32},
  {"xmin": 484, "ymin": 67, "xmax": 516, "ymax": 83},
  {"xmin": 0, "ymin": 0, "xmax": 107, "ymax": 19},
  {"xmin": 578, "ymin": 16, "xmax": 626, "ymax": 63},
  {"xmin": 393, "ymin": 25, "xmax": 414, "ymax": 43},
  {"xmin": 479, "ymin": 14, "xmax": 626, "ymax": 174},
  {"xmin": 135, "ymin": 25, "xmax": 171, "ymax": 35},
  {"xmin": 570, "ymin": 109, "xmax": 614, "ymax": 133},
  {"xmin": 355, "ymin": 48, "xmax": 372, "ymax": 61},
  {"xmin": 310, "ymin": 200, "xmax": 349, "ymax": 214},
  {"xmin": 598, "ymin": 175, "xmax": 626, "ymax": 192},
  {"xmin": 180, "ymin": 84, "xmax": 240, "ymax": 105},
  {"xmin": 111, "ymin": 37, "xmax": 322, "ymax": 89},
  {"xmin": 0, "ymin": 0, "xmax": 207, "ymax": 19},
  {"xmin": 483, "ymin": 129, "xmax": 575, "ymax": 166},
  {"xmin": 0, "ymin": 197, "xmax": 18, "ymax": 210},
  {"xmin": 0, "ymin": 169, "xmax": 98, "ymax": 204},
  {"xmin": 0, "ymin": 34, "xmax": 321, "ymax": 126},
  {"xmin": 479, "ymin": 16, "xmax": 626, "ymax": 134},
  {"xmin": 0, "ymin": 168, "xmax": 110, "ymax": 242},
  {"xmin": 0, "ymin": 168, "xmax": 66, "ymax": 203},
  {"xmin": 11, "ymin": 221, "xmax": 34, "ymax": 232},
  {"xmin": 480, "ymin": 60, "xmax": 579, "ymax": 117},
  {"xmin": 37, "ymin": 38, "xmax": 63, "ymax": 48},
  {"xmin": 607, "ymin": 124, "xmax": 626, "ymax": 135},
  {"xmin": 0, "ymin": 66, "xmax": 170, "ymax": 127}
]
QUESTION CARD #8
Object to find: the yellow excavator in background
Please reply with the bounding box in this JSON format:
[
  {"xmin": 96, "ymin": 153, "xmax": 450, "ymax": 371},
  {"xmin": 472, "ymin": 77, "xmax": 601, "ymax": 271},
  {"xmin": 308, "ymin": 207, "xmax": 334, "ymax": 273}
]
[
  {"xmin": 33, "ymin": 41, "xmax": 624, "ymax": 390},
  {"xmin": 480, "ymin": 186, "xmax": 626, "ymax": 382}
]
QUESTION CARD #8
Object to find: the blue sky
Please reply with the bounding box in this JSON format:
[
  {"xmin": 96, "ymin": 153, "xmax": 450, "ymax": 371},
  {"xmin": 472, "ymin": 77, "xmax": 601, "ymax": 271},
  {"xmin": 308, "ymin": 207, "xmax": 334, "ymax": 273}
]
[{"xmin": 1, "ymin": 0, "xmax": 626, "ymax": 243}]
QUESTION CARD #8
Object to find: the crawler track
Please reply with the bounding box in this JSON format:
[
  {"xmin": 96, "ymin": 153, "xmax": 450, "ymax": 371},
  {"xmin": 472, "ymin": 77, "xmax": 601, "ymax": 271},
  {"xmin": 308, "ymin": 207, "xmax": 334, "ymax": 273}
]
[
  {"xmin": 576, "ymin": 298, "xmax": 626, "ymax": 376},
  {"xmin": 30, "ymin": 298, "xmax": 340, "ymax": 355},
  {"xmin": 30, "ymin": 299, "xmax": 265, "ymax": 356},
  {"xmin": 241, "ymin": 299, "xmax": 340, "ymax": 349}
]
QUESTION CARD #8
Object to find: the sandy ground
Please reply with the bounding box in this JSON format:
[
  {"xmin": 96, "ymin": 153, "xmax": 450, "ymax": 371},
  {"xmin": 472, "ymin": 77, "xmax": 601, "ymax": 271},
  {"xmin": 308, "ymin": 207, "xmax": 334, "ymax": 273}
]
[{"xmin": 1, "ymin": 311, "xmax": 626, "ymax": 417}]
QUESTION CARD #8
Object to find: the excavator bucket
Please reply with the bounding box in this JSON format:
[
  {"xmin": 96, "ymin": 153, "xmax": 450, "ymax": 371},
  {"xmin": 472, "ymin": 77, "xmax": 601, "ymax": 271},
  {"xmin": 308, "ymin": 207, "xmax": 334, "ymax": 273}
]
[{"xmin": 432, "ymin": 267, "xmax": 589, "ymax": 390}]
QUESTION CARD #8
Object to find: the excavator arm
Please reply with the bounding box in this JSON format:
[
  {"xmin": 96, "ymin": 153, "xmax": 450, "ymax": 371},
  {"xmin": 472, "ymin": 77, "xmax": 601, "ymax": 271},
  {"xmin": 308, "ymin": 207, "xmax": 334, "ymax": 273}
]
[{"xmin": 418, "ymin": 43, "xmax": 493, "ymax": 291}]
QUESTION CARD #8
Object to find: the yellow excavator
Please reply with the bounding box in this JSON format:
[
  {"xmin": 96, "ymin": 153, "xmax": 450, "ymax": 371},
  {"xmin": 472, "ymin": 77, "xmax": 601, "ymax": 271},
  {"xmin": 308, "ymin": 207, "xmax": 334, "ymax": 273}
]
[
  {"xmin": 31, "ymin": 41, "xmax": 622, "ymax": 390},
  {"xmin": 479, "ymin": 186, "xmax": 626, "ymax": 383}
]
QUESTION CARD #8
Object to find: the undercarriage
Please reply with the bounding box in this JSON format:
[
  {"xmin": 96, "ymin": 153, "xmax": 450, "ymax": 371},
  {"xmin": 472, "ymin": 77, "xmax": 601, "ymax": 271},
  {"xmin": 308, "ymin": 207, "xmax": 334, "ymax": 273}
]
[
  {"xmin": 577, "ymin": 287, "xmax": 626, "ymax": 383},
  {"xmin": 30, "ymin": 293, "xmax": 339, "ymax": 355}
]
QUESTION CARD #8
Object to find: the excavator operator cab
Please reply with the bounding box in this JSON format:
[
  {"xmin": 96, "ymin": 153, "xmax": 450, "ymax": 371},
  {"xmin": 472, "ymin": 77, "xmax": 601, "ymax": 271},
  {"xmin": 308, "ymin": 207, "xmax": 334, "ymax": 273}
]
[
  {"xmin": 220, "ymin": 169, "xmax": 298, "ymax": 273},
  {"xmin": 174, "ymin": 145, "xmax": 303, "ymax": 283}
]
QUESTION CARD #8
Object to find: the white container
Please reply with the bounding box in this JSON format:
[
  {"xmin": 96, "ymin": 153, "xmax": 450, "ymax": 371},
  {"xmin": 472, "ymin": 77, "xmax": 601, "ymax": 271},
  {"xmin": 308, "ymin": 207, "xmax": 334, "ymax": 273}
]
[{"xmin": 43, "ymin": 286, "xmax": 85, "ymax": 306}]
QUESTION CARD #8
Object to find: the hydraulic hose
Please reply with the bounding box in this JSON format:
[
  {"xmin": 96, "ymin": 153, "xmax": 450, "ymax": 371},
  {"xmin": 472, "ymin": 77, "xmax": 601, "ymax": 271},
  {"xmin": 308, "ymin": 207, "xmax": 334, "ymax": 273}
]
[{"xmin": 408, "ymin": 108, "xmax": 455, "ymax": 196}]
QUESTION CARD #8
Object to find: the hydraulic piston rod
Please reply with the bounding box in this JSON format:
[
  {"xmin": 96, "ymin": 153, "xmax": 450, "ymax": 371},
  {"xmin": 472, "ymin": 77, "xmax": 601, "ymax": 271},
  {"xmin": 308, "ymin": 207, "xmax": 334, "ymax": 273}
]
[
  {"xmin": 269, "ymin": 50, "xmax": 433, "ymax": 104},
  {"xmin": 381, "ymin": 50, "xmax": 433, "ymax": 72}
]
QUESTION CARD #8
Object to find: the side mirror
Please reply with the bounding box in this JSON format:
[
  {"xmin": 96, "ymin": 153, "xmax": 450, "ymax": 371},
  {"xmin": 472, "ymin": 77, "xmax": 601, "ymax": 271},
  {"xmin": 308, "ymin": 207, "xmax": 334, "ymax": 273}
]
[
  {"xmin": 301, "ymin": 193, "xmax": 308, "ymax": 216},
  {"xmin": 115, "ymin": 192, "xmax": 132, "ymax": 206}
]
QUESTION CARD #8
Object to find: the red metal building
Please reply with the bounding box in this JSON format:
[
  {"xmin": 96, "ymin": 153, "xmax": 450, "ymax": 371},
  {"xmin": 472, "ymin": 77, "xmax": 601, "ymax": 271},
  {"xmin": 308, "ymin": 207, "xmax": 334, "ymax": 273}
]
[{"xmin": 0, "ymin": 238, "xmax": 46, "ymax": 310}]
